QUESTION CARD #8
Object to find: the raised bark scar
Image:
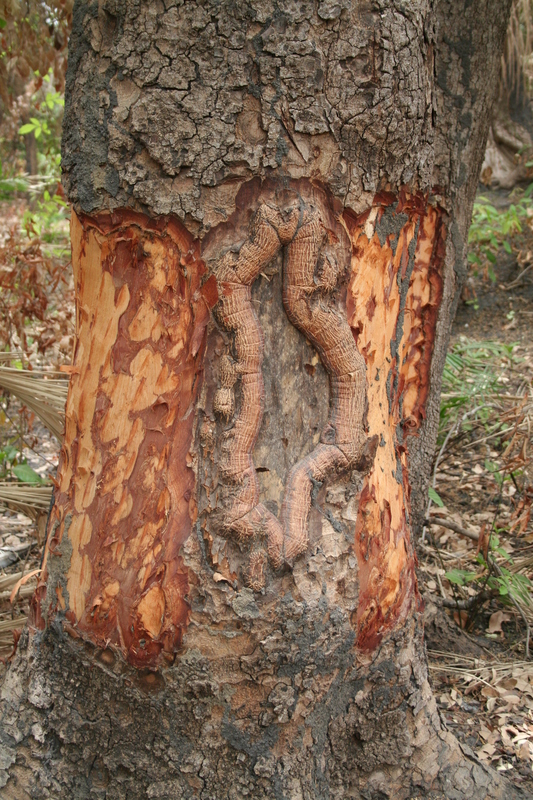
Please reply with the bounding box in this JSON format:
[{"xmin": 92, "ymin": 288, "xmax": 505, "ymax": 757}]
[{"xmin": 212, "ymin": 199, "xmax": 375, "ymax": 585}]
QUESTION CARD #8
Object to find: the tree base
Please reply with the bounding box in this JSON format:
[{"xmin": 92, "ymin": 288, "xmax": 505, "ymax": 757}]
[{"xmin": 0, "ymin": 615, "xmax": 525, "ymax": 800}]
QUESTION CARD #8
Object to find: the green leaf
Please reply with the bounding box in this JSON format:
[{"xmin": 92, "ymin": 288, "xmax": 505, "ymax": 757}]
[
  {"xmin": 5, "ymin": 446, "xmax": 18, "ymax": 462},
  {"xmin": 0, "ymin": 18, "xmax": 6, "ymax": 29},
  {"xmin": 18, "ymin": 123, "xmax": 35, "ymax": 135},
  {"xmin": 496, "ymin": 579, "xmax": 509, "ymax": 596},
  {"xmin": 428, "ymin": 487, "xmax": 444, "ymax": 507},
  {"xmin": 494, "ymin": 546, "xmax": 512, "ymax": 562},
  {"xmin": 503, "ymin": 240, "xmax": 512, "ymax": 254},
  {"xmin": 12, "ymin": 463, "xmax": 43, "ymax": 484},
  {"xmin": 445, "ymin": 569, "xmax": 479, "ymax": 586}
]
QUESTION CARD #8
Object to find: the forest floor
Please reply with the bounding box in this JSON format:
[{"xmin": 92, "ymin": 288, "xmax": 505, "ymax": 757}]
[
  {"xmin": 421, "ymin": 187, "xmax": 533, "ymax": 793},
  {"xmin": 0, "ymin": 191, "xmax": 533, "ymax": 793}
]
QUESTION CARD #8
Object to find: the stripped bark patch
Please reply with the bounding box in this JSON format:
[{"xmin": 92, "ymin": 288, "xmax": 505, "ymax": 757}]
[
  {"xmin": 345, "ymin": 193, "xmax": 445, "ymax": 650},
  {"xmin": 207, "ymin": 184, "xmax": 376, "ymax": 586},
  {"xmin": 32, "ymin": 210, "xmax": 214, "ymax": 668}
]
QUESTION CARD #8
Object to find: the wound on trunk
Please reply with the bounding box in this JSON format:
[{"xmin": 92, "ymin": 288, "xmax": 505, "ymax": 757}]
[
  {"xmin": 32, "ymin": 185, "xmax": 444, "ymax": 668},
  {"xmin": 345, "ymin": 191, "xmax": 445, "ymax": 649},
  {"xmin": 31, "ymin": 210, "xmax": 216, "ymax": 668}
]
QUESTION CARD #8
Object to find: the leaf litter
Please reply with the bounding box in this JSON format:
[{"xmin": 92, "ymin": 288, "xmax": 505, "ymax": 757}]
[{"xmin": 423, "ymin": 200, "xmax": 533, "ymax": 792}]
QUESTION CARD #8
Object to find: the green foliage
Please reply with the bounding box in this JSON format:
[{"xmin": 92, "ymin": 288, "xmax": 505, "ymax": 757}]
[
  {"xmin": 0, "ymin": 439, "xmax": 41, "ymax": 484},
  {"xmin": 23, "ymin": 189, "xmax": 69, "ymax": 244},
  {"xmin": 446, "ymin": 568, "xmax": 480, "ymax": 586},
  {"xmin": 468, "ymin": 186, "xmax": 533, "ymax": 281},
  {"xmin": 439, "ymin": 338, "xmax": 519, "ymax": 443},
  {"xmin": 0, "ymin": 70, "xmax": 65, "ymax": 200},
  {"xmin": 445, "ymin": 534, "xmax": 533, "ymax": 605},
  {"xmin": 11, "ymin": 462, "xmax": 42, "ymax": 484},
  {"xmin": 19, "ymin": 117, "xmax": 50, "ymax": 140},
  {"xmin": 18, "ymin": 88, "xmax": 64, "ymax": 141},
  {"xmin": 0, "ymin": 71, "xmax": 70, "ymax": 238},
  {"xmin": 0, "ymin": 172, "xmax": 30, "ymax": 199},
  {"xmin": 428, "ymin": 486, "xmax": 444, "ymax": 507}
]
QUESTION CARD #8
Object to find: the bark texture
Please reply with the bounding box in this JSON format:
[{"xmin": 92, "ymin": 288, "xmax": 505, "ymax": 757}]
[
  {"xmin": 1, "ymin": 1, "xmax": 524, "ymax": 799},
  {"xmin": 0, "ymin": 619, "xmax": 521, "ymax": 800},
  {"xmin": 32, "ymin": 210, "xmax": 216, "ymax": 668}
]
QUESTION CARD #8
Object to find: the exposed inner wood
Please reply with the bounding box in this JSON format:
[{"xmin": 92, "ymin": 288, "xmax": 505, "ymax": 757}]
[
  {"xmin": 31, "ymin": 210, "xmax": 216, "ymax": 668},
  {"xmin": 31, "ymin": 185, "xmax": 444, "ymax": 665},
  {"xmin": 211, "ymin": 194, "xmax": 374, "ymax": 584},
  {"xmin": 345, "ymin": 192, "xmax": 445, "ymax": 649}
]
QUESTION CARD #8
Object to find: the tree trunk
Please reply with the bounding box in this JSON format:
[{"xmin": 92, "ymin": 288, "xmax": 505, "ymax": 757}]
[
  {"xmin": 1, "ymin": 2, "xmax": 525, "ymax": 798},
  {"xmin": 23, "ymin": 131, "xmax": 38, "ymax": 178}
]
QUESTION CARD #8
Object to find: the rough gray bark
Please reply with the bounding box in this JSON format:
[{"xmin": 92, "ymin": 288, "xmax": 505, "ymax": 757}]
[{"xmin": 1, "ymin": 2, "xmax": 526, "ymax": 799}]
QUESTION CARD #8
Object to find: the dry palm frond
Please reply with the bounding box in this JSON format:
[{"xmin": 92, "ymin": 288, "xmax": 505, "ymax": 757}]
[
  {"xmin": 0, "ymin": 616, "xmax": 27, "ymax": 634},
  {"xmin": 0, "ymin": 571, "xmax": 25, "ymax": 591},
  {"xmin": 0, "ymin": 585, "xmax": 35, "ymax": 602},
  {"xmin": 0, "ymin": 482, "xmax": 53, "ymax": 518},
  {"xmin": 0, "ymin": 366, "xmax": 68, "ymax": 440}
]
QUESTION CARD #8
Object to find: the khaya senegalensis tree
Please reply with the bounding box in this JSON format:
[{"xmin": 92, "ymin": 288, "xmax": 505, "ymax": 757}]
[{"xmin": 1, "ymin": 2, "xmax": 525, "ymax": 799}]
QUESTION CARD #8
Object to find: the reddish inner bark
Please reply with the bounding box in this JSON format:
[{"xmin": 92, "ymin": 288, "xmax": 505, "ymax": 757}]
[
  {"xmin": 31, "ymin": 186, "xmax": 444, "ymax": 668},
  {"xmin": 32, "ymin": 210, "xmax": 216, "ymax": 668},
  {"xmin": 345, "ymin": 190, "xmax": 445, "ymax": 650}
]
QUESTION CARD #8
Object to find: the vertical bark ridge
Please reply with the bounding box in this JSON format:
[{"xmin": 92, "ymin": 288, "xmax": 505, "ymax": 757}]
[
  {"xmin": 212, "ymin": 205, "xmax": 291, "ymax": 577},
  {"xmin": 281, "ymin": 208, "xmax": 374, "ymax": 563}
]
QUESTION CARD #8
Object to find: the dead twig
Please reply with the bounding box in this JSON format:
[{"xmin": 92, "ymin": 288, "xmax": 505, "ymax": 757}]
[
  {"xmin": 426, "ymin": 516, "xmax": 479, "ymax": 542},
  {"xmin": 504, "ymin": 263, "xmax": 532, "ymax": 290}
]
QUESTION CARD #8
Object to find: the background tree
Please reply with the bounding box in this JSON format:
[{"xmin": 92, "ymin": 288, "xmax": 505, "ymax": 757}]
[
  {"xmin": 0, "ymin": 2, "xmax": 526, "ymax": 799},
  {"xmin": 0, "ymin": 1, "xmax": 71, "ymax": 179}
]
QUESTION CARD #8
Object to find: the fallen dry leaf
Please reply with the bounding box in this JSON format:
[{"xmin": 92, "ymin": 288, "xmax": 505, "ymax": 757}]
[{"xmin": 487, "ymin": 610, "xmax": 512, "ymax": 634}]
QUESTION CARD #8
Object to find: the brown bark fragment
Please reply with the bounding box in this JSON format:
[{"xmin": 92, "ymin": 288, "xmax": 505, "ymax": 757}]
[{"xmin": 32, "ymin": 210, "xmax": 214, "ymax": 668}]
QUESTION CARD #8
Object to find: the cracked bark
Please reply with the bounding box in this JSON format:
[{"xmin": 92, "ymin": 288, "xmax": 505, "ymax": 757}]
[{"xmin": 0, "ymin": 2, "xmax": 525, "ymax": 799}]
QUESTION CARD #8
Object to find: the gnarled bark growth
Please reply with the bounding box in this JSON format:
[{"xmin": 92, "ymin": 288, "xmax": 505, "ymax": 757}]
[{"xmin": 211, "ymin": 191, "xmax": 376, "ymax": 583}]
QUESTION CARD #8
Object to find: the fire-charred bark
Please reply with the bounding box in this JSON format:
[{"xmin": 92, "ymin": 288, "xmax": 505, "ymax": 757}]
[{"xmin": 0, "ymin": 2, "xmax": 524, "ymax": 799}]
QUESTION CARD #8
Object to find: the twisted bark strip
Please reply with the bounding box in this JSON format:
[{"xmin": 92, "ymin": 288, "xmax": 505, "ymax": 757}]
[
  {"xmin": 212, "ymin": 197, "xmax": 372, "ymax": 574},
  {"xmin": 281, "ymin": 209, "xmax": 376, "ymax": 563},
  {"xmin": 212, "ymin": 205, "xmax": 298, "ymax": 570}
]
